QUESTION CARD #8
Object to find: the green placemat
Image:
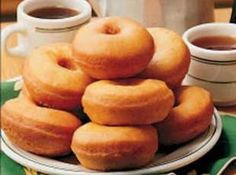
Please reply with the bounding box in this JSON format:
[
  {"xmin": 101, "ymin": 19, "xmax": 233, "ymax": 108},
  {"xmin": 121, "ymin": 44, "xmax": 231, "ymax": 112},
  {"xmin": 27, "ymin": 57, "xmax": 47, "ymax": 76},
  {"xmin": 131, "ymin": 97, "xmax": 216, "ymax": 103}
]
[{"xmin": 1, "ymin": 80, "xmax": 236, "ymax": 175}]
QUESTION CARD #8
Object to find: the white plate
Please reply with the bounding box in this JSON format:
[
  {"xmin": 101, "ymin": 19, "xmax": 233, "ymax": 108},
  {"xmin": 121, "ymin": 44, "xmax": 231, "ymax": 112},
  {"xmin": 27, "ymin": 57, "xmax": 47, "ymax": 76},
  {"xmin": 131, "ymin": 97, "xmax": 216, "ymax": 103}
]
[{"xmin": 1, "ymin": 109, "xmax": 222, "ymax": 175}]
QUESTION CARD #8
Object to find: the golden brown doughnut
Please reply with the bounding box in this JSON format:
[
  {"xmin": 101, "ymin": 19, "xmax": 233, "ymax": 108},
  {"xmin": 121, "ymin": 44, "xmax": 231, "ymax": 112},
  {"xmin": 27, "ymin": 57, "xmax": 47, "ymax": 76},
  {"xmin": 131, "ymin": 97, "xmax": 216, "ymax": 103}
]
[
  {"xmin": 2, "ymin": 94, "xmax": 82, "ymax": 157},
  {"xmin": 71, "ymin": 122, "xmax": 158, "ymax": 171},
  {"xmin": 140, "ymin": 28, "xmax": 190, "ymax": 89},
  {"xmin": 23, "ymin": 43, "xmax": 93, "ymax": 110},
  {"xmin": 156, "ymin": 86, "xmax": 214, "ymax": 145},
  {"xmin": 82, "ymin": 79, "xmax": 174, "ymax": 125},
  {"xmin": 73, "ymin": 17, "xmax": 154, "ymax": 79}
]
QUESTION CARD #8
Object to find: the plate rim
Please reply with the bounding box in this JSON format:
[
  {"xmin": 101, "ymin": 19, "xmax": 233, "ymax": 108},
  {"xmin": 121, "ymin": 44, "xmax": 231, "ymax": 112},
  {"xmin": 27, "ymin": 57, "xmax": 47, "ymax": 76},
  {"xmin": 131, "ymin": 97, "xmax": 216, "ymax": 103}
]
[
  {"xmin": 5, "ymin": 75, "xmax": 22, "ymax": 82},
  {"xmin": 1, "ymin": 109, "xmax": 222, "ymax": 175}
]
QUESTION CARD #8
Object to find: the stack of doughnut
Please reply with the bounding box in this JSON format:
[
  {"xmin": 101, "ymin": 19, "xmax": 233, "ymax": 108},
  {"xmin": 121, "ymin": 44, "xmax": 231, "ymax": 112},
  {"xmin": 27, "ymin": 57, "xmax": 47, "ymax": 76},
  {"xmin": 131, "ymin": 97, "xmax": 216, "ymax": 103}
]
[
  {"xmin": 1, "ymin": 43, "xmax": 92, "ymax": 157},
  {"xmin": 2, "ymin": 16, "xmax": 214, "ymax": 171}
]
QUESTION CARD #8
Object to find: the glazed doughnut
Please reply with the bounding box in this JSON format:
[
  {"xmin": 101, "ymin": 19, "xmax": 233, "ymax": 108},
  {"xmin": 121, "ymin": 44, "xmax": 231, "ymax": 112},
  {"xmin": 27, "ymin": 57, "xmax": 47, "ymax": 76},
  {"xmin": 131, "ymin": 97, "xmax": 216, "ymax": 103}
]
[
  {"xmin": 2, "ymin": 94, "xmax": 81, "ymax": 157},
  {"xmin": 140, "ymin": 27, "xmax": 190, "ymax": 89},
  {"xmin": 73, "ymin": 17, "xmax": 154, "ymax": 79},
  {"xmin": 156, "ymin": 86, "xmax": 214, "ymax": 145},
  {"xmin": 23, "ymin": 43, "xmax": 93, "ymax": 110},
  {"xmin": 71, "ymin": 122, "xmax": 158, "ymax": 171},
  {"xmin": 82, "ymin": 79, "xmax": 174, "ymax": 125}
]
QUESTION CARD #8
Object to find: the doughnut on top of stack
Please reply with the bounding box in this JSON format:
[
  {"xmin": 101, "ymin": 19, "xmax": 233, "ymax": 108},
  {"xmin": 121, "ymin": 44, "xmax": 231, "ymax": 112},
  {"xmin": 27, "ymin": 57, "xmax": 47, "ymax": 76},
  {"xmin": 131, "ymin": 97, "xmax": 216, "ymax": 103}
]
[{"xmin": 73, "ymin": 16, "xmax": 155, "ymax": 79}]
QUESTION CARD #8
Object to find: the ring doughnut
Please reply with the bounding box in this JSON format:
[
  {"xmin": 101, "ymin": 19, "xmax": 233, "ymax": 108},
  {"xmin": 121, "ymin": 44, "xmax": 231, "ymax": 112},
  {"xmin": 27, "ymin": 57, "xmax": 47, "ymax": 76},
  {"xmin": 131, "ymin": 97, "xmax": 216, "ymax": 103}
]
[
  {"xmin": 140, "ymin": 27, "xmax": 190, "ymax": 89},
  {"xmin": 73, "ymin": 17, "xmax": 154, "ymax": 79},
  {"xmin": 82, "ymin": 79, "xmax": 174, "ymax": 125},
  {"xmin": 71, "ymin": 122, "xmax": 158, "ymax": 171},
  {"xmin": 23, "ymin": 43, "xmax": 93, "ymax": 110},
  {"xmin": 2, "ymin": 94, "xmax": 81, "ymax": 157},
  {"xmin": 156, "ymin": 86, "xmax": 214, "ymax": 145}
]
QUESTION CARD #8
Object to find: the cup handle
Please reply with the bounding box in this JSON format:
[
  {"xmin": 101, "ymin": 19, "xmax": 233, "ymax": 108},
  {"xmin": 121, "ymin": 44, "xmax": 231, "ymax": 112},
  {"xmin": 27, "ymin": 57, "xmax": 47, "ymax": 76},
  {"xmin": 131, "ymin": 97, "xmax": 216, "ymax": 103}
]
[{"xmin": 1, "ymin": 23, "xmax": 28, "ymax": 58}]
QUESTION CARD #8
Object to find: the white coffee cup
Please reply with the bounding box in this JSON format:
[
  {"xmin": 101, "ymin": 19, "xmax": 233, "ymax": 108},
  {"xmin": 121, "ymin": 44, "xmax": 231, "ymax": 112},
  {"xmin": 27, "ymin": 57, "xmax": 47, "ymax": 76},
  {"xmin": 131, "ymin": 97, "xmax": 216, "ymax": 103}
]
[
  {"xmin": 1, "ymin": 0, "xmax": 91, "ymax": 58},
  {"xmin": 183, "ymin": 23, "xmax": 236, "ymax": 106}
]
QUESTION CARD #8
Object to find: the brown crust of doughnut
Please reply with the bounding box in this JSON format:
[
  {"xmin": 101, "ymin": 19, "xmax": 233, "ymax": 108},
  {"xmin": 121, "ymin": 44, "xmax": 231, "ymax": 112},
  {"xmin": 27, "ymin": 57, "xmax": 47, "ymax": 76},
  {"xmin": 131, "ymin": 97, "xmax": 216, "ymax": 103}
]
[
  {"xmin": 23, "ymin": 43, "xmax": 93, "ymax": 110},
  {"xmin": 140, "ymin": 27, "xmax": 190, "ymax": 89},
  {"xmin": 156, "ymin": 86, "xmax": 214, "ymax": 145},
  {"xmin": 82, "ymin": 79, "xmax": 174, "ymax": 125},
  {"xmin": 73, "ymin": 17, "xmax": 154, "ymax": 79},
  {"xmin": 71, "ymin": 122, "xmax": 158, "ymax": 171},
  {"xmin": 2, "ymin": 94, "xmax": 81, "ymax": 157}
]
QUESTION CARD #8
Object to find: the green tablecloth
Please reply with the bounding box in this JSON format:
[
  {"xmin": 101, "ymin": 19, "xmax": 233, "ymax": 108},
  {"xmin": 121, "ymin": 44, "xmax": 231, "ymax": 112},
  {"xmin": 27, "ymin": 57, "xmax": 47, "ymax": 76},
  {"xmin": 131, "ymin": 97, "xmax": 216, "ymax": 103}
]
[{"xmin": 1, "ymin": 80, "xmax": 236, "ymax": 175}]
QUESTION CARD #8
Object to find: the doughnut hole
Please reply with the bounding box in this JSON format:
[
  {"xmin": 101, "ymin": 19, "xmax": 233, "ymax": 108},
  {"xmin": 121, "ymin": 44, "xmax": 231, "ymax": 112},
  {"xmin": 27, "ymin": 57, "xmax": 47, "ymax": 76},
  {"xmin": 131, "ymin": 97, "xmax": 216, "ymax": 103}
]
[
  {"xmin": 102, "ymin": 23, "xmax": 120, "ymax": 35},
  {"xmin": 110, "ymin": 79, "xmax": 145, "ymax": 87},
  {"xmin": 58, "ymin": 58, "xmax": 78, "ymax": 71}
]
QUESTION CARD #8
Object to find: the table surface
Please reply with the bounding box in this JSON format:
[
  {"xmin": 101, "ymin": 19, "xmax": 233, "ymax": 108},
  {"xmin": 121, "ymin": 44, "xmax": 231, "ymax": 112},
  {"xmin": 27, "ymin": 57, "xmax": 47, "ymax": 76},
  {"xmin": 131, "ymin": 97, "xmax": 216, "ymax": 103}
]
[{"xmin": 1, "ymin": 8, "xmax": 236, "ymax": 115}]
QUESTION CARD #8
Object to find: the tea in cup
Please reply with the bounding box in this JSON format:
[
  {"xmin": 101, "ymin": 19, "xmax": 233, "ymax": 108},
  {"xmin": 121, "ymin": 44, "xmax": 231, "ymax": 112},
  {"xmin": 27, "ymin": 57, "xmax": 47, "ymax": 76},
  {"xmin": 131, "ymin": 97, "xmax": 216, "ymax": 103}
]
[
  {"xmin": 183, "ymin": 23, "xmax": 236, "ymax": 106},
  {"xmin": 1, "ymin": 0, "xmax": 91, "ymax": 58}
]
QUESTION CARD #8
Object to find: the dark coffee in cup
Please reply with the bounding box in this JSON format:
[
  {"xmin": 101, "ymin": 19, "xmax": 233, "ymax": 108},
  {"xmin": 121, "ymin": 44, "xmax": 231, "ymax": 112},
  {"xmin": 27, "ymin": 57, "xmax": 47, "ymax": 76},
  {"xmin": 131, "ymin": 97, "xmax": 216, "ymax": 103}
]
[
  {"xmin": 28, "ymin": 7, "xmax": 79, "ymax": 19},
  {"xmin": 192, "ymin": 36, "xmax": 236, "ymax": 51}
]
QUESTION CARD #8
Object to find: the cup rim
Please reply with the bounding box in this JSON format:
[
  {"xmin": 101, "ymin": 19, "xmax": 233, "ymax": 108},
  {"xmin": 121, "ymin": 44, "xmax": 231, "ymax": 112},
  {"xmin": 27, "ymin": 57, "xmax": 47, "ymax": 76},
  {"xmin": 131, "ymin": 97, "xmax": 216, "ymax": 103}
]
[
  {"xmin": 182, "ymin": 23, "xmax": 236, "ymax": 61},
  {"xmin": 17, "ymin": 0, "xmax": 91, "ymax": 25}
]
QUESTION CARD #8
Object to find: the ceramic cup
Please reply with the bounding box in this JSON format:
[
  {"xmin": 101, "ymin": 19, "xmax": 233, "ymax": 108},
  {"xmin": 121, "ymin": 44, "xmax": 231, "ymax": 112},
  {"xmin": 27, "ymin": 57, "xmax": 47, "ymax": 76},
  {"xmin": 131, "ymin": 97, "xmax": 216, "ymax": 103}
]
[
  {"xmin": 183, "ymin": 23, "xmax": 236, "ymax": 106},
  {"xmin": 1, "ymin": 0, "xmax": 91, "ymax": 58}
]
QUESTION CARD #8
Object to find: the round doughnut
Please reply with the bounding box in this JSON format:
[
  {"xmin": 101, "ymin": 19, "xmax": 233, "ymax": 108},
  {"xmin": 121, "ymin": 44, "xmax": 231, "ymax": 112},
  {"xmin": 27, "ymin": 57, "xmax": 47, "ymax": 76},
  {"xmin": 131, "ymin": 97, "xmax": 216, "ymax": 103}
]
[
  {"xmin": 73, "ymin": 17, "xmax": 154, "ymax": 79},
  {"xmin": 23, "ymin": 43, "xmax": 93, "ymax": 110},
  {"xmin": 2, "ymin": 94, "xmax": 82, "ymax": 157},
  {"xmin": 139, "ymin": 27, "xmax": 190, "ymax": 89},
  {"xmin": 71, "ymin": 122, "xmax": 158, "ymax": 171},
  {"xmin": 156, "ymin": 86, "xmax": 214, "ymax": 145},
  {"xmin": 82, "ymin": 79, "xmax": 174, "ymax": 125}
]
